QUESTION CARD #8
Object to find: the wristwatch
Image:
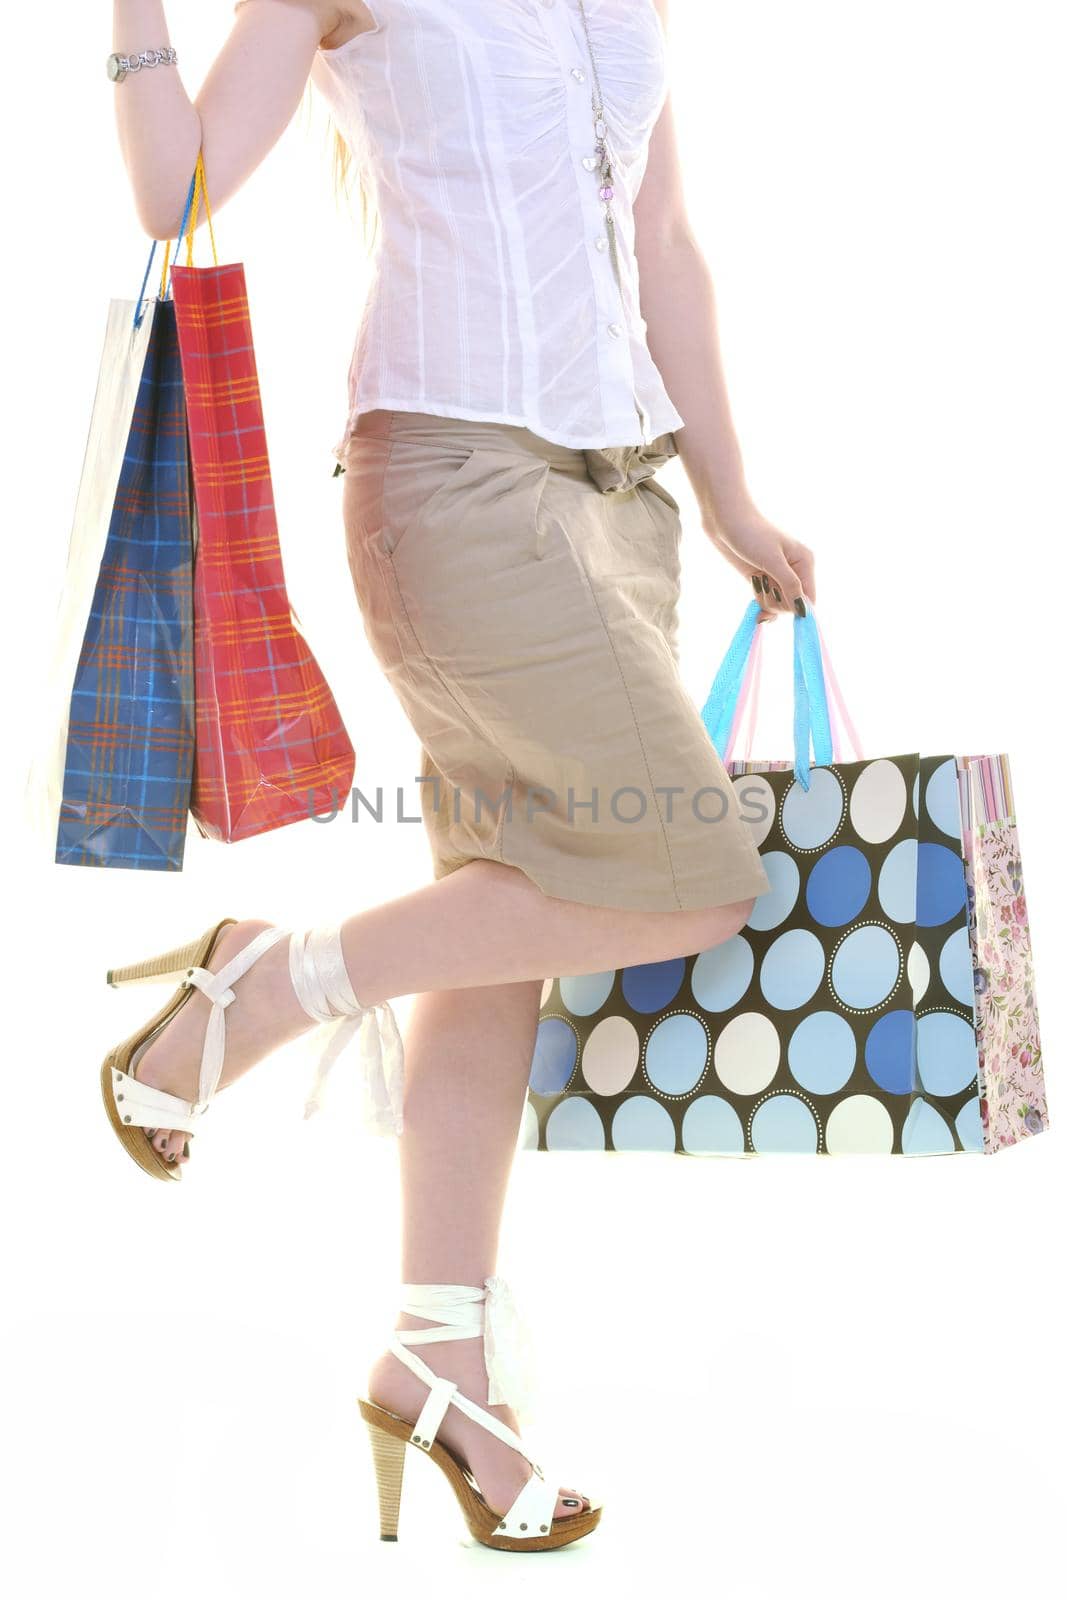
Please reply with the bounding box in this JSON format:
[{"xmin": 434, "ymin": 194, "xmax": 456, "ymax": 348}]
[{"xmin": 107, "ymin": 46, "xmax": 178, "ymax": 83}]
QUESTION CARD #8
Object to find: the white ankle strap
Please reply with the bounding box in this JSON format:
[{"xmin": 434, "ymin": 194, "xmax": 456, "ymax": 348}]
[
  {"xmin": 289, "ymin": 926, "xmax": 405, "ymax": 1137},
  {"xmin": 395, "ymin": 1277, "xmax": 537, "ymax": 1416},
  {"xmin": 183, "ymin": 926, "xmax": 289, "ymax": 1114}
]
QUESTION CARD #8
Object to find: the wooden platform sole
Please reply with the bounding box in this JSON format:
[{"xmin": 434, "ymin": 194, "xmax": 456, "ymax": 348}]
[{"xmin": 357, "ymin": 1396, "xmax": 602, "ymax": 1551}]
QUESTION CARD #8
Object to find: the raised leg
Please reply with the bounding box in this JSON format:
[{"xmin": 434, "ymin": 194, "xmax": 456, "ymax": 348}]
[{"xmin": 135, "ymin": 859, "xmax": 754, "ymax": 1162}]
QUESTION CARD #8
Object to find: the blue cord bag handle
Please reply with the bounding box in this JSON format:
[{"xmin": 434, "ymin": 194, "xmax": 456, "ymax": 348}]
[
  {"xmin": 132, "ymin": 162, "xmax": 205, "ymax": 330},
  {"xmin": 700, "ymin": 599, "xmax": 833, "ymax": 790}
]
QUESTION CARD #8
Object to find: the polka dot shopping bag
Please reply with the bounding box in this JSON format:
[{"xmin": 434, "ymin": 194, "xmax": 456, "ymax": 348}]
[{"xmin": 527, "ymin": 602, "xmax": 1046, "ymax": 1157}]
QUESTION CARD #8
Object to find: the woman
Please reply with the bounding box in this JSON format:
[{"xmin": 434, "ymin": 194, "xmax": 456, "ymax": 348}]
[{"xmin": 104, "ymin": 0, "xmax": 815, "ymax": 1552}]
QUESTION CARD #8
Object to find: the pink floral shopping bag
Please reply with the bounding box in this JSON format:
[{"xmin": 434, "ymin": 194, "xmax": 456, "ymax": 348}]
[{"xmin": 959, "ymin": 756, "xmax": 1046, "ymax": 1149}]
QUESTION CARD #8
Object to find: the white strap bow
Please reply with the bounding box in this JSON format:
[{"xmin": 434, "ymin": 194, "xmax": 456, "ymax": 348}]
[
  {"xmin": 302, "ymin": 1004, "xmax": 405, "ymax": 1135},
  {"xmin": 483, "ymin": 1275, "xmax": 538, "ymax": 1417},
  {"xmin": 184, "ymin": 925, "xmax": 290, "ymax": 1113},
  {"xmin": 289, "ymin": 926, "xmax": 405, "ymax": 1138}
]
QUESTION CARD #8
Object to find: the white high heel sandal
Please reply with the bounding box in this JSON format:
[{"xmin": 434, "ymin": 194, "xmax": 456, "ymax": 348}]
[
  {"xmin": 358, "ymin": 1280, "xmax": 603, "ymax": 1551},
  {"xmin": 101, "ymin": 917, "xmax": 404, "ymax": 1181}
]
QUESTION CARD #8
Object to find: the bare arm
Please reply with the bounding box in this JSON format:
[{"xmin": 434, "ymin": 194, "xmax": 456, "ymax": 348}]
[
  {"xmin": 634, "ymin": 0, "xmax": 816, "ymax": 614},
  {"xmin": 111, "ymin": 0, "xmax": 345, "ymax": 239}
]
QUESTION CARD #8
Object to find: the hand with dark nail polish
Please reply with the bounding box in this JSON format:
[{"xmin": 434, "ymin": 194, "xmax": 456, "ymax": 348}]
[{"xmin": 724, "ymin": 515, "xmax": 816, "ymax": 617}]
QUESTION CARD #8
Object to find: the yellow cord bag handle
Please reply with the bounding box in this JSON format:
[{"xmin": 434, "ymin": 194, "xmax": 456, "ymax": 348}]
[
  {"xmin": 159, "ymin": 148, "xmax": 219, "ymax": 298},
  {"xmin": 131, "ymin": 149, "xmax": 223, "ymax": 328}
]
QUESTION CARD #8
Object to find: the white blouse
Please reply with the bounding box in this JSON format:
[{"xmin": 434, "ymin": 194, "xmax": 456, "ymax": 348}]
[{"xmin": 307, "ymin": 0, "xmax": 686, "ymax": 458}]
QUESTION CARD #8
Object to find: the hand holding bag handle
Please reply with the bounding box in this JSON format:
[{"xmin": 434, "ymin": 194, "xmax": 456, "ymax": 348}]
[{"xmin": 700, "ymin": 600, "xmax": 862, "ymax": 788}]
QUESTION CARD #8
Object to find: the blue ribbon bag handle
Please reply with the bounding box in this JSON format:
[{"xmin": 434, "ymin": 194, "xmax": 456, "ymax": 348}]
[
  {"xmin": 700, "ymin": 599, "xmax": 833, "ymax": 789},
  {"xmin": 792, "ymin": 608, "xmax": 833, "ymax": 787},
  {"xmin": 700, "ymin": 599, "xmax": 761, "ymax": 754}
]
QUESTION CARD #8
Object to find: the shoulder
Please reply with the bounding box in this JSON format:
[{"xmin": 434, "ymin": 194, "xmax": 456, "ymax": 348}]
[{"xmin": 233, "ymin": 1, "xmax": 349, "ymax": 45}]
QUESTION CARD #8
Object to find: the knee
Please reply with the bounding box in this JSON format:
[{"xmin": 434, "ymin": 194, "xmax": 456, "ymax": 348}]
[
  {"xmin": 729, "ymin": 894, "xmax": 758, "ymax": 931},
  {"xmin": 687, "ymin": 893, "xmax": 756, "ymax": 949}
]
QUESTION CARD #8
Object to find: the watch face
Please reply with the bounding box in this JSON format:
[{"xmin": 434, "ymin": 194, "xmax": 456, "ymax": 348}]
[{"xmin": 107, "ymin": 54, "xmax": 126, "ymax": 82}]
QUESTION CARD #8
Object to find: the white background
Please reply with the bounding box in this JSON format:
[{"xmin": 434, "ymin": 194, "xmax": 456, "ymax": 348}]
[{"xmin": 3, "ymin": 3, "xmax": 1064, "ymax": 1597}]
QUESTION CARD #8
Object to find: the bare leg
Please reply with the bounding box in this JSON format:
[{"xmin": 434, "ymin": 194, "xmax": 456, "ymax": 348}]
[
  {"xmin": 137, "ymin": 860, "xmax": 754, "ymax": 1162},
  {"xmin": 333, "ymin": 858, "xmax": 756, "ymax": 1006},
  {"xmin": 362, "ymin": 980, "xmax": 593, "ymax": 1519}
]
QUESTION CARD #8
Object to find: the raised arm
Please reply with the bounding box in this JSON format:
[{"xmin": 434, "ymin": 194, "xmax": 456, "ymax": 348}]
[
  {"xmin": 634, "ymin": 0, "xmax": 816, "ymax": 616},
  {"xmin": 111, "ymin": 0, "xmax": 345, "ymax": 239}
]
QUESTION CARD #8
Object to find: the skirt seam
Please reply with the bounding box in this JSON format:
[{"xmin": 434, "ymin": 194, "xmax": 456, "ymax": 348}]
[{"xmin": 495, "ymin": 758, "xmax": 515, "ymax": 864}]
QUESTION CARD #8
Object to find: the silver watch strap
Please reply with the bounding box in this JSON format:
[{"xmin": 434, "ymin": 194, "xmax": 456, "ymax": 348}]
[{"xmin": 107, "ymin": 46, "xmax": 178, "ymax": 82}]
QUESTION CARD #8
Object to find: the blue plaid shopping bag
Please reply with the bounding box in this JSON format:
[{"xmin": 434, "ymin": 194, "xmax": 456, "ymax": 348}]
[{"xmin": 53, "ymin": 290, "xmax": 195, "ymax": 870}]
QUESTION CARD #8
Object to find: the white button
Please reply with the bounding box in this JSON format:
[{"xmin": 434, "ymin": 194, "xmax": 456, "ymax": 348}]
[
  {"xmin": 595, "ymin": 235, "xmax": 608, "ymax": 251},
  {"xmin": 571, "ymin": 67, "xmax": 586, "ymax": 82},
  {"xmin": 607, "ymin": 322, "xmax": 622, "ymax": 337}
]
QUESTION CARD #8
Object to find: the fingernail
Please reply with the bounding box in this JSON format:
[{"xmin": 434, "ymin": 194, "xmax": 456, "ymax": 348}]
[
  {"xmin": 751, "ymin": 575, "xmax": 762, "ymax": 595},
  {"xmin": 772, "ymin": 585, "xmax": 783, "ymax": 602},
  {"xmin": 167, "ymin": 1152, "xmax": 176, "ymax": 1162},
  {"xmin": 794, "ymin": 596, "xmax": 807, "ymax": 616},
  {"xmin": 760, "ymin": 575, "xmax": 771, "ymax": 593},
  {"xmin": 183, "ymin": 1142, "xmax": 190, "ymax": 1158},
  {"xmin": 562, "ymin": 1498, "xmax": 580, "ymax": 1507}
]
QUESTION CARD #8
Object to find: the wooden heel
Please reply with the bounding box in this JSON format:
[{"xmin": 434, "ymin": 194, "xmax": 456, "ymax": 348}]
[
  {"xmin": 365, "ymin": 1420, "xmax": 407, "ymax": 1541},
  {"xmin": 106, "ymin": 918, "xmax": 237, "ymax": 988}
]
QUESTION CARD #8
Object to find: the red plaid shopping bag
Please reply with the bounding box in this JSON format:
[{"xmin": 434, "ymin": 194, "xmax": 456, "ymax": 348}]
[{"xmin": 168, "ymin": 152, "xmax": 355, "ymax": 841}]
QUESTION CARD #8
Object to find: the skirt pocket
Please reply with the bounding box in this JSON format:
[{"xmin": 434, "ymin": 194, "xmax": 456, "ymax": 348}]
[
  {"xmin": 380, "ymin": 442, "xmax": 487, "ymax": 559},
  {"xmin": 386, "ymin": 448, "xmax": 553, "ymax": 666}
]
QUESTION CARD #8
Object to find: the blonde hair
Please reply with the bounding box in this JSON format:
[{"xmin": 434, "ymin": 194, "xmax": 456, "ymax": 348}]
[{"xmin": 325, "ymin": 112, "xmax": 378, "ymax": 252}]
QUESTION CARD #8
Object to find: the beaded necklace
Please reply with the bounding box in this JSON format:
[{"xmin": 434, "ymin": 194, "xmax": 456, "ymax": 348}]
[{"xmin": 574, "ymin": 0, "xmax": 625, "ymax": 293}]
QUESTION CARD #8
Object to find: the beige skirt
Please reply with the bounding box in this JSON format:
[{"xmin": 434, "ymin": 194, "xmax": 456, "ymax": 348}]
[{"xmin": 339, "ymin": 407, "xmax": 772, "ymax": 913}]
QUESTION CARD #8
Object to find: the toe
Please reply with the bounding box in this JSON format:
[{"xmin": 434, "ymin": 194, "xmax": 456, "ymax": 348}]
[
  {"xmin": 157, "ymin": 1129, "xmax": 182, "ymax": 1165},
  {"xmin": 557, "ymin": 1489, "xmax": 588, "ymax": 1518},
  {"xmin": 147, "ymin": 1128, "xmax": 169, "ymax": 1159}
]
